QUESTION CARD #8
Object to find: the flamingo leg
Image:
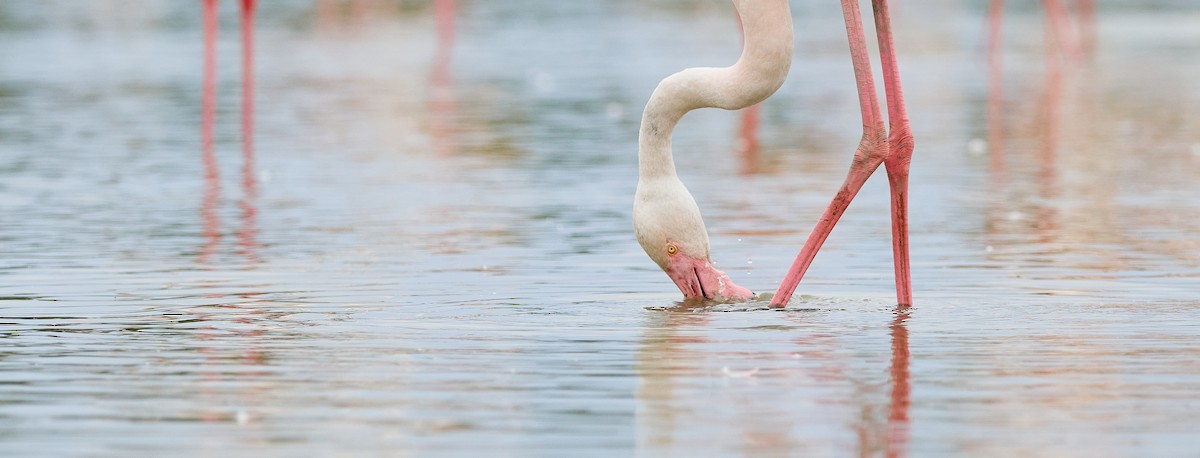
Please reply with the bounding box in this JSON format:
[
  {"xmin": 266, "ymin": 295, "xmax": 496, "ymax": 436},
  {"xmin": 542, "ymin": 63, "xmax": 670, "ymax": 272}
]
[
  {"xmin": 986, "ymin": 0, "xmax": 1007, "ymax": 172},
  {"xmin": 738, "ymin": 104, "xmax": 762, "ymax": 175},
  {"xmin": 1042, "ymin": 0, "xmax": 1081, "ymax": 64},
  {"xmin": 773, "ymin": 0, "xmax": 915, "ymax": 307},
  {"xmin": 873, "ymin": 0, "xmax": 915, "ymax": 306},
  {"xmin": 202, "ymin": 0, "xmax": 218, "ymax": 173},
  {"xmin": 200, "ymin": 0, "xmax": 221, "ymax": 264},
  {"xmin": 771, "ymin": 0, "xmax": 888, "ymax": 307},
  {"xmin": 239, "ymin": 0, "xmax": 261, "ymax": 260},
  {"xmin": 241, "ymin": 0, "xmax": 257, "ymax": 192}
]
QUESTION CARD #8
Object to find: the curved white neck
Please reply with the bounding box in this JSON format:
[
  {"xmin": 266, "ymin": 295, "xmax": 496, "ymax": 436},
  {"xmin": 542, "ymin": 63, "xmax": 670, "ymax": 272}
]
[{"xmin": 638, "ymin": 0, "xmax": 794, "ymax": 179}]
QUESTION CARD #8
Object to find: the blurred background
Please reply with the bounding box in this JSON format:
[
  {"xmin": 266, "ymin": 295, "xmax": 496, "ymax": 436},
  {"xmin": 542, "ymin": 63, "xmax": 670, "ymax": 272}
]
[{"xmin": 1, "ymin": 0, "xmax": 1198, "ymax": 456}]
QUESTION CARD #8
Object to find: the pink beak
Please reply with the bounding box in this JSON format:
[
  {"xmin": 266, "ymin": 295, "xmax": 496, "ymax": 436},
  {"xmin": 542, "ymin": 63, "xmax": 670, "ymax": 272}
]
[{"xmin": 664, "ymin": 254, "xmax": 754, "ymax": 302}]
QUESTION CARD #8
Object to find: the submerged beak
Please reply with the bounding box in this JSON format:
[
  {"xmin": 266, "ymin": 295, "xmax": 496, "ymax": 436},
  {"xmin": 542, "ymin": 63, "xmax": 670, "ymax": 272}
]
[{"xmin": 664, "ymin": 254, "xmax": 754, "ymax": 302}]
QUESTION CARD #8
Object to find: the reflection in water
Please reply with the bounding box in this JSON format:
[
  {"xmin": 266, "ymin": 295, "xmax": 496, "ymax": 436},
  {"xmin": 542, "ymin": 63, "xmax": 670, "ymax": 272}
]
[
  {"xmin": 979, "ymin": 2, "xmax": 1199, "ymax": 282},
  {"xmin": 636, "ymin": 306, "xmax": 912, "ymax": 456},
  {"xmin": 636, "ymin": 310, "xmax": 705, "ymax": 451},
  {"xmin": 887, "ymin": 307, "xmax": 911, "ymax": 458},
  {"xmin": 1031, "ymin": 3, "xmax": 1068, "ymax": 240},
  {"xmin": 636, "ymin": 310, "xmax": 803, "ymax": 453},
  {"xmin": 984, "ymin": 0, "xmax": 1088, "ymax": 246},
  {"xmin": 197, "ymin": 305, "xmax": 269, "ymax": 425},
  {"xmin": 985, "ymin": 0, "xmax": 1094, "ymax": 176}
]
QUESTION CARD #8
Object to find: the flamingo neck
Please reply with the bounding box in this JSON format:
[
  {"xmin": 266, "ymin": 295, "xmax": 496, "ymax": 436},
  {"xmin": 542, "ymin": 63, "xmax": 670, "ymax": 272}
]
[{"xmin": 637, "ymin": 0, "xmax": 793, "ymax": 180}]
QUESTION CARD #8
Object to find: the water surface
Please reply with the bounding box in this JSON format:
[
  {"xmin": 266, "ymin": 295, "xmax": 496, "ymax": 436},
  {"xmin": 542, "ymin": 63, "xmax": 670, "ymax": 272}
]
[{"xmin": 2, "ymin": 1, "xmax": 1199, "ymax": 456}]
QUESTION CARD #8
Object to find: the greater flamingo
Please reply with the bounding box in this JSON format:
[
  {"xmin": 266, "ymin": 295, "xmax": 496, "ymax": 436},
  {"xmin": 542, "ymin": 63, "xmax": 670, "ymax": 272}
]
[
  {"xmin": 634, "ymin": 0, "xmax": 914, "ymax": 307},
  {"xmin": 633, "ymin": 0, "xmax": 792, "ymax": 302}
]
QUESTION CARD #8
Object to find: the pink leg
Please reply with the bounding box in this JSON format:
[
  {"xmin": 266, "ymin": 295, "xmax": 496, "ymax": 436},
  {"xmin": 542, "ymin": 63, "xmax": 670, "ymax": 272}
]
[
  {"xmin": 1042, "ymin": 0, "xmax": 1081, "ymax": 64},
  {"xmin": 241, "ymin": 0, "xmax": 257, "ymax": 191},
  {"xmin": 737, "ymin": 104, "xmax": 761, "ymax": 175},
  {"xmin": 429, "ymin": 0, "xmax": 457, "ymax": 156},
  {"xmin": 239, "ymin": 0, "xmax": 261, "ymax": 259},
  {"xmin": 435, "ymin": 0, "xmax": 456, "ymax": 53},
  {"xmin": 200, "ymin": 0, "xmax": 221, "ymax": 264},
  {"xmin": 1076, "ymin": 0, "xmax": 1097, "ymax": 58},
  {"xmin": 202, "ymin": 0, "xmax": 218, "ymax": 174},
  {"xmin": 872, "ymin": 0, "xmax": 915, "ymax": 306},
  {"xmin": 734, "ymin": 6, "xmax": 761, "ymax": 175},
  {"xmin": 986, "ymin": 0, "xmax": 1007, "ymax": 172},
  {"xmin": 1039, "ymin": 3, "xmax": 1064, "ymax": 204},
  {"xmin": 771, "ymin": 0, "xmax": 888, "ymax": 307}
]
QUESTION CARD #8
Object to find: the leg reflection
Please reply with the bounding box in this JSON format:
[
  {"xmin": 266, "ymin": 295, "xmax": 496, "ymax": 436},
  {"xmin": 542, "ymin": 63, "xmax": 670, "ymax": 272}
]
[
  {"xmin": 887, "ymin": 306, "xmax": 912, "ymax": 458},
  {"xmin": 636, "ymin": 311, "xmax": 708, "ymax": 450}
]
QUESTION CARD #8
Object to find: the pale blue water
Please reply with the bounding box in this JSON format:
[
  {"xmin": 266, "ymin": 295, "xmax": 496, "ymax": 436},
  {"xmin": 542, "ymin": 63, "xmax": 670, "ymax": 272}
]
[{"xmin": 2, "ymin": 1, "xmax": 1199, "ymax": 456}]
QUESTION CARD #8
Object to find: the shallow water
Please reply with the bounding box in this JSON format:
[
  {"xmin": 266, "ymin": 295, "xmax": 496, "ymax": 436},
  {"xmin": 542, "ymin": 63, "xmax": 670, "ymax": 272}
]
[{"xmin": 2, "ymin": 1, "xmax": 1199, "ymax": 456}]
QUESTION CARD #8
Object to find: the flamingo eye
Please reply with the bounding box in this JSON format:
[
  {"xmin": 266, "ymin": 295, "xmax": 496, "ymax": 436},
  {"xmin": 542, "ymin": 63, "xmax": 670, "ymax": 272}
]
[{"xmin": 666, "ymin": 244, "xmax": 678, "ymax": 255}]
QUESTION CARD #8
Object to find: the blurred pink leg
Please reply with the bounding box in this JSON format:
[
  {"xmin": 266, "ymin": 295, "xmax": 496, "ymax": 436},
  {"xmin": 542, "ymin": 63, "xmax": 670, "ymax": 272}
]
[
  {"xmin": 200, "ymin": 0, "xmax": 221, "ymax": 264},
  {"xmin": 1076, "ymin": 0, "xmax": 1097, "ymax": 57},
  {"xmin": 241, "ymin": 0, "xmax": 257, "ymax": 189},
  {"xmin": 430, "ymin": 0, "xmax": 457, "ymax": 156},
  {"xmin": 239, "ymin": 0, "xmax": 261, "ymax": 259},
  {"xmin": 1043, "ymin": 0, "xmax": 1081, "ymax": 63},
  {"xmin": 987, "ymin": 0, "xmax": 1006, "ymax": 173},
  {"xmin": 202, "ymin": 0, "xmax": 218, "ymax": 172},
  {"xmin": 737, "ymin": 104, "xmax": 761, "ymax": 175},
  {"xmin": 734, "ymin": 7, "xmax": 761, "ymax": 175}
]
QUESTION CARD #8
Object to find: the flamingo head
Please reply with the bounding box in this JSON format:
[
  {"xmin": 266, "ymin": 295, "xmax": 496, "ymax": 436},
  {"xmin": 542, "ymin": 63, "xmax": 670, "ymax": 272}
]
[
  {"xmin": 656, "ymin": 240, "xmax": 754, "ymax": 302},
  {"xmin": 633, "ymin": 178, "xmax": 754, "ymax": 302}
]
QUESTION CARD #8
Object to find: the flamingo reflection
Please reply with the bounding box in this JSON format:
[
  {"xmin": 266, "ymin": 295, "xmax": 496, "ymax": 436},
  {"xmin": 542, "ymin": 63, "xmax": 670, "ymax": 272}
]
[
  {"xmin": 977, "ymin": 3, "xmax": 1191, "ymax": 280},
  {"xmin": 636, "ymin": 309, "xmax": 805, "ymax": 452},
  {"xmin": 984, "ymin": 0, "xmax": 1097, "ymax": 247},
  {"xmin": 887, "ymin": 306, "xmax": 912, "ymax": 458},
  {"xmin": 636, "ymin": 306, "xmax": 912, "ymax": 455}
]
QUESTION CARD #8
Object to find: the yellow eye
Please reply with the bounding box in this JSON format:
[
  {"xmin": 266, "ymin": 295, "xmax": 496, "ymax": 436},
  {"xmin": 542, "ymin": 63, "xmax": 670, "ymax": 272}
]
[{"xmin": 666, "ymin": 244, "xmax": 678, "ymax": 255}]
